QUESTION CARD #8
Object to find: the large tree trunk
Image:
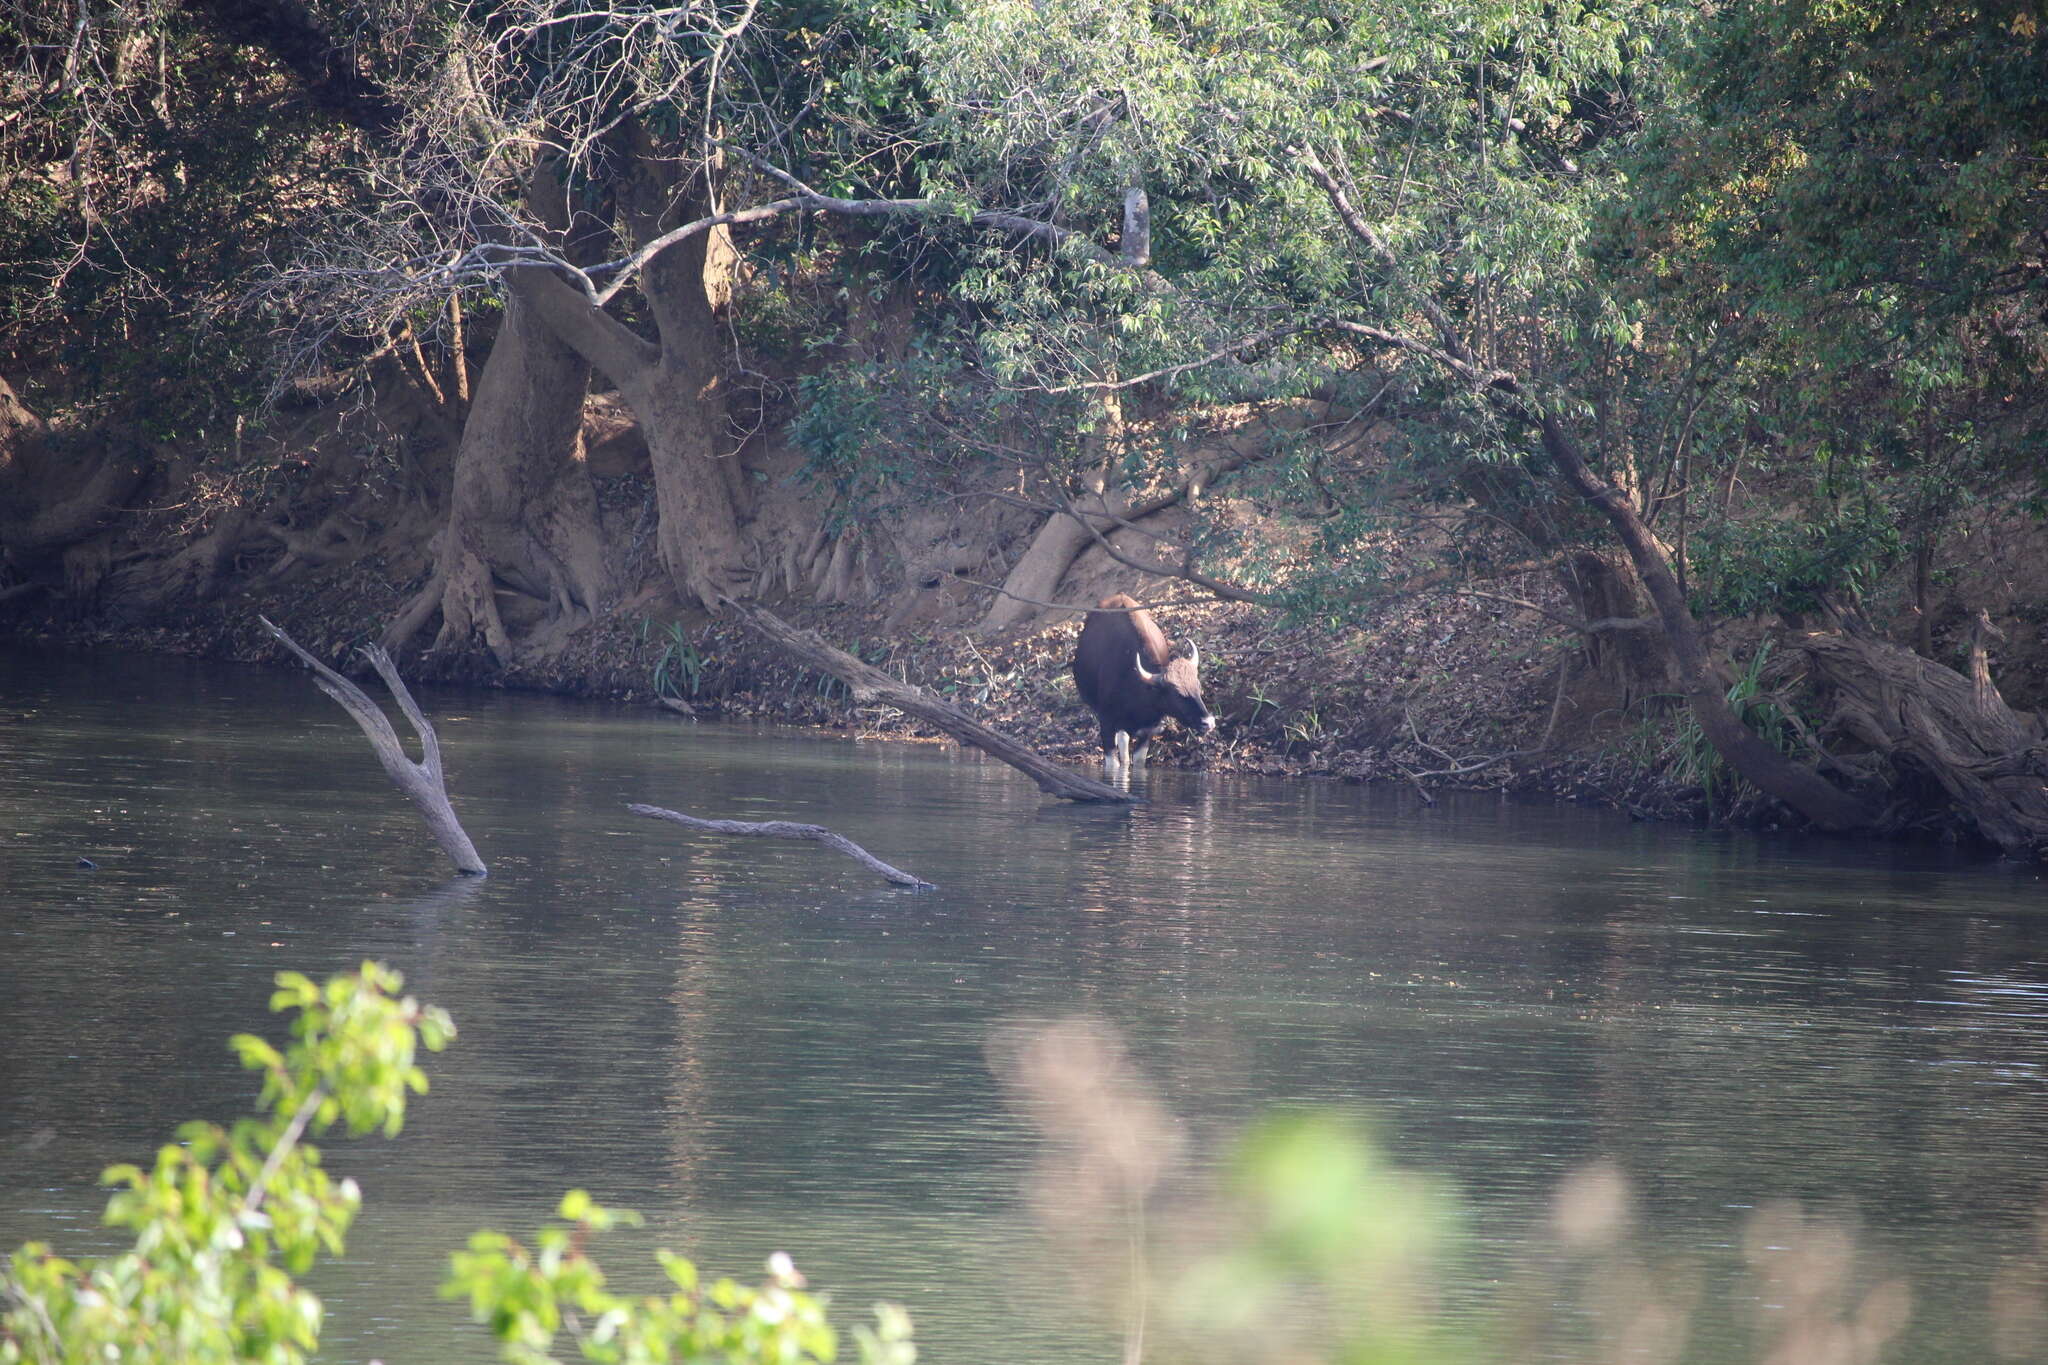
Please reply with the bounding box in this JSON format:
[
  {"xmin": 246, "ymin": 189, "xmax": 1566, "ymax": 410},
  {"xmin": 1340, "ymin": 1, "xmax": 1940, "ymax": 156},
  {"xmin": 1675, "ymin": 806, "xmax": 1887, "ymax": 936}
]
[
  {"xmin": 386, "ymin": 289, "xmax": 613, "ymax": 664},
  {"xmin": 619, "ymin": 155, "xmax": 753, "ymax": 608},
  {"xmin": 982, "ymin": 391, "xmax": 1125, "ymax": 631},
  {"xmin": 502, "ymin": 280, "xmax": 752, "ymax": 608},
  {"xmin": 621, "ymin": 354, "xmax": 753, "ymax": 607},
  {"xmin": 385, "ymin": 168, "xmax": 616, "ymax": 665},
  {"xmin": 186, "ymin": 7, "xmax": 616, "ymax": 668},
  {"xmin": 504, "ymin": 139, "xmax": 753, "ymax": 610},
  {"xmin": 979, "ymin": 401, "xmax": 1313, "ymax": 630},
  {"xmin": 982, "ymin": 483, "xmax": 1132, "ymax": 631},
  {"xmin": 1557, "ymin": 548, "xmax": 1672, "ymax": 707}
]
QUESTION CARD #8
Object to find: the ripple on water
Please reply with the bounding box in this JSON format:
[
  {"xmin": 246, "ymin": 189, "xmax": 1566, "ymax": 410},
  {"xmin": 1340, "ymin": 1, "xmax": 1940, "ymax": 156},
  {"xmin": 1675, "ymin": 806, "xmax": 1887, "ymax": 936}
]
[{"xmin": 3, "ymin": 644, "xmax": 2047, "ymax": 1363}]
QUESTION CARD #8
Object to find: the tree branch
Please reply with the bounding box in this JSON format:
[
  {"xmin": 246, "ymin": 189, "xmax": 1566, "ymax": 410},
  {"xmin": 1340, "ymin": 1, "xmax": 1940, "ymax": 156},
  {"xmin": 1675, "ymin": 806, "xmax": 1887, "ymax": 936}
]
[
  {"xmin": 719, "ymin": 599, "xmax": 1136, "ymax": 804},
  {"xmin": 1039, "ymin": 322, "xmax": 1308, "ymax": 394},
  {"xmin": 237, "ymin": 1086, "xmax": 326, "ymax": 1221},
  {"xmin": 587, "ymin": 195, "xmax": 807, "ymax": 305},
  {"xmin": 500, "ymin": 261, "xmax": 658, "ymax": 388},
  {"xmin": 258, "ymin": 616, "xmax": 487, "ymax": 875},
  {"xmin": 628, "ymin": 803, "xmax": 933, "ymax": 888},
  {"xmin": 1298, "ymin": 144, "xmax": 1477, "ymax": 369}
]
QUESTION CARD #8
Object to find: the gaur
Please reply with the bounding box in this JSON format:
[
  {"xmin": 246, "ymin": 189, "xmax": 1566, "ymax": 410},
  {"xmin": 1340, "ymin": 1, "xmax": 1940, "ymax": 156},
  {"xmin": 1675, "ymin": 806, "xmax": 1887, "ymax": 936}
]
[{"xmin": 1071, "ymin": 593, "xmax": 1215, "ymax": 780}]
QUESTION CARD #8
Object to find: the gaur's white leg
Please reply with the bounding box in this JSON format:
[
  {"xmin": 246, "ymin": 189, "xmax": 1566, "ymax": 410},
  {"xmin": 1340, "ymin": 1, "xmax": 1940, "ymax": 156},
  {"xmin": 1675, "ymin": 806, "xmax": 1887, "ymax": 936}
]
[
  {"xmin": 1129, "ymin": 736, "xmax": 1151, "ymax": 769},
  {"xmin": 1110, "ymin": 730, "xmax": 1131, "ymax": 782}
]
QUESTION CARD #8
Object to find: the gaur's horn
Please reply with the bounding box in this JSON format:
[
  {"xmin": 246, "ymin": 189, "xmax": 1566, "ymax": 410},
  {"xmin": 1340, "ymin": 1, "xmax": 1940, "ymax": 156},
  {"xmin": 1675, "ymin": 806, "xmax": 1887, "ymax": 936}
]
[
  {"xmin": 1187, "ymin": 641, "xmax": 1200, "ymax": 671},
  {"xmin": 1134, "ymin": 651, "xmax": 1159, "ymax": 684}
]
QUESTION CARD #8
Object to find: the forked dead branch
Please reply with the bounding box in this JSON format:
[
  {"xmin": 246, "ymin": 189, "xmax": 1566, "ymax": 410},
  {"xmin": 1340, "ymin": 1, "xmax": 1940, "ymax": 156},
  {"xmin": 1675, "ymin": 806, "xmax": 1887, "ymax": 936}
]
[{"xmin": 258, "ymin": 616, "xmax": 486, "ymax": 876}]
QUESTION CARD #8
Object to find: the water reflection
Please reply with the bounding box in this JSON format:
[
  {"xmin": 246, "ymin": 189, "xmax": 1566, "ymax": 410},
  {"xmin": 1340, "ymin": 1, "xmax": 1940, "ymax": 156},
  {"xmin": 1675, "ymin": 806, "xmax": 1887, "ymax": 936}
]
[{"xmin": 1, "ymin": 643, "xmax": 2046, "ymax": 1362}]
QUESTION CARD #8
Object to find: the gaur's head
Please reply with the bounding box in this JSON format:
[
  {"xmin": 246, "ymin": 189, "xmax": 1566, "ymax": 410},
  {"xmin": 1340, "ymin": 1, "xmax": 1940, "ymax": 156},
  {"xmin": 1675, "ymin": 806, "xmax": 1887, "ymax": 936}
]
[{"xmin": 1135, "ymin": 643, "xmax": 1217, "ymax": 734}]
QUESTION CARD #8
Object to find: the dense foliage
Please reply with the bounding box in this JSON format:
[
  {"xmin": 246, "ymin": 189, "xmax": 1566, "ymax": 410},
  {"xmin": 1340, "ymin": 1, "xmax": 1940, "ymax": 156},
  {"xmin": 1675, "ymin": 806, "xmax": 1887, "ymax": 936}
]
[
  {"xmin": 0, "ymin": 965, "xmax": 915, "ymax": 1365},
  {"xmin": 0, "ymin": 963, "xmax": 451, "ymax": 1363},
  {"xmin": 0, "ymin": 2, "xmax": 361, "ymax": 433},
  {"xmin": 1619, "ymin": 0, "xmax": 2048, "ymax": 620},
  {"xmin": 3, "ymin": 0, "xmax": 2046, "ymax": 841},
  {"xmin": 9, "ymin": 0, "xmax": 2038, "ymax": 594}
]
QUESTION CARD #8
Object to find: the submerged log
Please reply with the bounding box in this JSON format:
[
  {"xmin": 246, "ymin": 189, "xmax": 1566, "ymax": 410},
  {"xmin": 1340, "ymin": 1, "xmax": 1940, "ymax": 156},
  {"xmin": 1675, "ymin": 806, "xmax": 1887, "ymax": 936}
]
[
  {"xmin": 720, "ymin": 599, "xmax": 1135, "ymax": 804},
  {"xmin": 258, "ymin": 616, "xmax": 487, "ymax": 876},
  {"xmin": 629, "ymin": 803, "xmax": 934, "ymax": 888},
  {"xmin": 1799, "ymin": 614, "xmax": 2048, "ymax": 859}
]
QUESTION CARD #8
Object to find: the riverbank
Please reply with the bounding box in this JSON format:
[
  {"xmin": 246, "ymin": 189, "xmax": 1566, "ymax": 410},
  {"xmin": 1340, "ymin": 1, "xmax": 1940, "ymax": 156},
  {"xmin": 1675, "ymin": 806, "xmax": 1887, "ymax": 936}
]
[
  {"xmin": 7, "ymin": 396, "xmax": 2044, "ymax": 847},
  {"xmin": 0, "ymin": 527, "xmax": 1720, "ymax": 827}
]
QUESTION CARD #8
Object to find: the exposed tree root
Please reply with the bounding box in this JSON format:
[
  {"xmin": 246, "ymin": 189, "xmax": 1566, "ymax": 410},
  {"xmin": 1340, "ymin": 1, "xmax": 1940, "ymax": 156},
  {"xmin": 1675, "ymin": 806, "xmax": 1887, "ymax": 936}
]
[
  {"xmin": 121, "ymin": 507, "xmax": 254, "ymax": 608},
  {"xmin": 1800, "ymin": 614, "xmax": 2048, "ymax": 859},
  {"xmin": 0, "ymin": 374, "xmax": 149, "ymax": 568}
]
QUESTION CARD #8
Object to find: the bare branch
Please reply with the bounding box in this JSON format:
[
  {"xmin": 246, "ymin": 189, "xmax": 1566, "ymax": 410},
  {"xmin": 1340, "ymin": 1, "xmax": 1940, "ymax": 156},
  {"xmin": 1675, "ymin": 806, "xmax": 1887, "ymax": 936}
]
[
  {"xmin": 587, "ymin": 195, "xmax": 805, "ymax": 304},
  {"xmin": 628, "ymin": 803, "xmax": 933, "ymax": 888},
  {"xmin": 1325, "ymin": 317, "xmax": 1502, "ymax": 388},
  {"xmin": 1039, "ymin": 322, "xmax": 1308, "ymax": 394},
  {"xmin": 258, "ymin": 616, "xmax": 486, "ymax": 876},
  {"xmin": 1452, "ymin": 588, "xmax": 1658, "ymax": 637},
  {"xmin": 720, "ymin": 599, "xmax": 1136, "ymax": 804}
]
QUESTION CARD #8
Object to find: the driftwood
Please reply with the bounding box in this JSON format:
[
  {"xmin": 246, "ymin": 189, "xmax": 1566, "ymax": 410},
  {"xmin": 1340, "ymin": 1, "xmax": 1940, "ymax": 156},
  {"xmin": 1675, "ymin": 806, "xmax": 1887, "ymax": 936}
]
[
  {"xmin": 258, "ymin": 616, "xmax": 487, "ymax": 876},
  {"xmin": 720, "ymin": 599, "xmax": 1136, "ymax": 804},
  {"xmin": 629, "ymin": 803, "xmax": 934, "ymax": 888},
  {"xmin": 1799, "ymin": 613, "xmax": 2048, "ymax": 859}
]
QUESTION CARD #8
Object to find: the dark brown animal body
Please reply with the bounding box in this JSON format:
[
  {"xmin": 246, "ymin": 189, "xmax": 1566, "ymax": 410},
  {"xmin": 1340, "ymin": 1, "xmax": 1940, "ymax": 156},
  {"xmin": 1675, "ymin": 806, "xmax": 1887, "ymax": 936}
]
[{"xmin": 1071, "ymin": 594, "xmax": 1215, "ymax": 778}]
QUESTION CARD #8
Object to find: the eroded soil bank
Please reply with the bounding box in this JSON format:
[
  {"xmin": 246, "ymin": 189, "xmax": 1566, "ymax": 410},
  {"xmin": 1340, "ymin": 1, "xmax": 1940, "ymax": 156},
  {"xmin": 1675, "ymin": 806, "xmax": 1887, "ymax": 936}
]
[{"xmin": 6, "ymin": 381, "xmax": 2046, "ymax": 845}]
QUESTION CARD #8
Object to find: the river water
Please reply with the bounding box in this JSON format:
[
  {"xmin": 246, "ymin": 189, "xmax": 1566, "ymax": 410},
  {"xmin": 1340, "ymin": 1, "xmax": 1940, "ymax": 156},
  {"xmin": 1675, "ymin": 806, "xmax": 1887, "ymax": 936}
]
[{"xmin": 2, "ymin": 644, "xmax": 2045, "ymax": 1363}]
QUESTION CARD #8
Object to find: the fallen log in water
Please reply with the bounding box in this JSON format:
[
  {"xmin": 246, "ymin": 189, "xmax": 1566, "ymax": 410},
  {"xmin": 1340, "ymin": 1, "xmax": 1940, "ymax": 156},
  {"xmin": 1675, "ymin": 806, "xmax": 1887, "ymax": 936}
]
[
  {"xmin": 720, "ymin": 598, "xmax": 1135, "ymax": 804},
  {"xmin": 629, "ymin": 803, "xmax": 934, "ymax": 888},
  {"xmin": 258, "ymin": 616, "xmax": 487, "ymax": 876}
]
